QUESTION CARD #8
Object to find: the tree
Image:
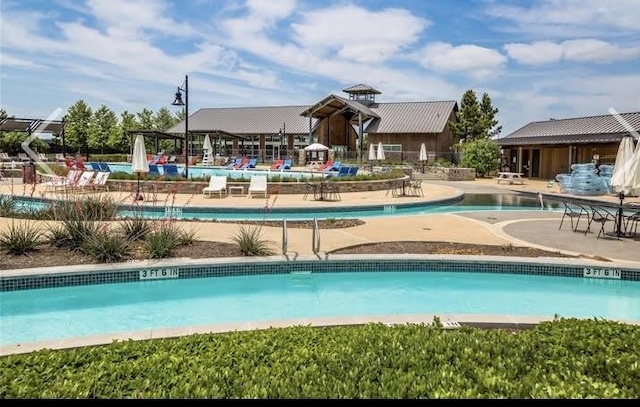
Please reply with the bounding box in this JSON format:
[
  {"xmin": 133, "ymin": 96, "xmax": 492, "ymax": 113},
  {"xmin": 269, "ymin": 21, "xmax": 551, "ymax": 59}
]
[
  {"xmin": 64, "ymin": 100, "xmax": 93, "ymax": 159},
  {"xmin": 459, "ymin": 137, "xmax": 501, "ymax": 177},
  {"xmin": 0, "ymin": 131, "xmax": 48, "ymax": 155},
  {"xmin": 449, "ymin": 89, "xmax": 502, "ymax": 143},
  {"xmin": 88, "ymin": 105, "xmax": 118, "ymax": 154},
  {"xmin": 154, "ymin": 107, "xmax": 180, "ymax": 152},
  {"xmin": 114, "ymin": 111, "xmax": 139, "ymax": 153},
  {"xmin": 479, "ymin": 92, "xmax": 502, "ymax": 138}
]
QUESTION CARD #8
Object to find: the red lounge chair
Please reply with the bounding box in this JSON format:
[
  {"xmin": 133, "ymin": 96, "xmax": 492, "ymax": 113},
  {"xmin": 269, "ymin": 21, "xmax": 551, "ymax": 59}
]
[
  {"xmin": 317, "ymin": 160, "xmax": 334, "ymax": 172},
  {"xmin": 271, "ymin": 159, "xmax": 284, "ymax": 170},
  {"xmin": 234, "ymin": 157, "xmax": 249, "ymax": 169}
]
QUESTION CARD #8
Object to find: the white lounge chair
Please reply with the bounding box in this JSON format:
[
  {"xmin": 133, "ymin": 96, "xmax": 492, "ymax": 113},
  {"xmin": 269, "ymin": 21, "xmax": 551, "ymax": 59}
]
[
  {"xmin": 41, "ymin": 169, "xmax": 81, "ymax": 192},
  {"xmin": 89, "ymin": 171, "xmax": 110, "ymax": 192},
  {"xmin": 38, "ymin": 153, "xmax": 49, "ymax": 162},
  {"xmin": 202, "ymin": 175, "xmax": 227, "ymax": 198},
  {"xmin": 247, "ymin": 175, "xmax": 267, "ymax": 199}
]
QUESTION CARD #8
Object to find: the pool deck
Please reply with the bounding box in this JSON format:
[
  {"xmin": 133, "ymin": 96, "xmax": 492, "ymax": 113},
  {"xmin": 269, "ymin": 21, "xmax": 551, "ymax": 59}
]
[{"xmin": 2, "ymin": 176, "xmax": 640, "ymax": 354}]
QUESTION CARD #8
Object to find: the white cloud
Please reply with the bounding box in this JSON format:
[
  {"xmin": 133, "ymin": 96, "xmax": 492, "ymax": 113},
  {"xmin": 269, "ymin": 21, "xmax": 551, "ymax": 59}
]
[
  {"xmin": 414, "ymin": 42, "xmax": 507, "ymax": 78},
  {"xmin": 486, "ymin": 0, "xmax": 640, "ymax": 38},
  {"xmin": 290, "ymin": 5, "xmax": 428, "ymax": 64},
  {"xmin": 0, "ymin": 53, "xmax": 47, "ymax": 69},
  {"xmin": 505, "ymin": 39, "xmax": 639, "ymax": 65}
]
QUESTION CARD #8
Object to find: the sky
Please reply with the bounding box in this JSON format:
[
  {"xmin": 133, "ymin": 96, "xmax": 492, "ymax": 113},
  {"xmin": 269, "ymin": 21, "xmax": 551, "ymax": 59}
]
[{"xmin": 1, "ymin": 0, "xmax": 639, "ymax": 136}]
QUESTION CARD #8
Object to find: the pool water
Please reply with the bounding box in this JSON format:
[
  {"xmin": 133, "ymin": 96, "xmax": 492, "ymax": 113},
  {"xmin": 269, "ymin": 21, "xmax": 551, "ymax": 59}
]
[
  {"xmin": 2, "ymin": 271, "xmax": 638, "ymax": 345},
  {"xmin": 104, "ymin": 163, "xmax": 319, "ymax": 180}
]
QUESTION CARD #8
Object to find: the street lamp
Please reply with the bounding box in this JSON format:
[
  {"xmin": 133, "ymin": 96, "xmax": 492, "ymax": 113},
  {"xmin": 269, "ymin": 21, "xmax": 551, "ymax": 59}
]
[
  {"xmin": 278, "ymin": 122, "xmax": 286, "ymax": 160},
  {"xmin": 171, "ymin": 75, "xmax": 189, "ymax": 178}
]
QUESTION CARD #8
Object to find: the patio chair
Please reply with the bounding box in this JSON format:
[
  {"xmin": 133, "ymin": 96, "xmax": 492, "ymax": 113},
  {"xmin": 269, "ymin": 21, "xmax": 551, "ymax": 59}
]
[
  {"xmin": 584, "ymin": 205, "xmax": 617, "ymax": 239},
  {"xmin": 282, "ymin": 159, "xmax": 292, "ymax": 170},
  {"xmin": 167, "ymin": 155, "xmax": 177, "ymax": 164},
  {"xmin": 41, "ymin": 169, "xmax": 81, "ymax": 192},
  {"xmin": 408, "ymin": 179, "xmax": 424, "ymax": 197},
  {"xmin": 98, "ymin": 162, "xmax": 111, "ymax": 172},
  {"xmin": 271, "ymin": 159, "xmax": 284, "ymax": 170},
  {"xmin": 558, "ymin": 201, "xmax": 590, "ymax": 232},
  {"xmin": 90, "ymin": 171, "xmax": 110, "ymax": 192},
  {"xmin": 347, "ymin": 166, "xmax": 359, "ymax": 176},
  {"xmin": 202, "ymin": 175, "xmax": 227, "ymax": 198},
  {"xmin": 163, "ymin": 164, "xmax": 180, "ymax": 177},
  {"xmin": 226, "ymin": 157, "xmax": 242, "ymax": 169},
  {"xmin": 247, "ymin": 175, "xmax": 267, "ymax": 198},
  {"xmin": 148, "ymin": 164, "xmax": 160, "ymax": 175}
]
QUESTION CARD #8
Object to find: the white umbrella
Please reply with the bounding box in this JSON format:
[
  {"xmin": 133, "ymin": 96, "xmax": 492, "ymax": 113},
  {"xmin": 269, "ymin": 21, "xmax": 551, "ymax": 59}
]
[
  {"xmin": 303, "ymin": 143, "xmax": 329, "ymax": 151},
  {"xmin": 376, "ymin": 142, "xmax": 385, "ymax": 161},
  {"xmin": 610, "ymin": 135, "xmax": 636, "ymax": 195},
  {"xmin": 203, "ymin": 134, "xmax": 213, "ymax": 154},
  {"xmin": 419, "ymin": 143, "xmax": 428, "ymax": 162},
  {"xmin": 368, "ymin": 143, "xmax": 376, "ymax": 161},
  {"xmin": 131, "ymin": 133, "xmax": 149, "ymax": 200}
]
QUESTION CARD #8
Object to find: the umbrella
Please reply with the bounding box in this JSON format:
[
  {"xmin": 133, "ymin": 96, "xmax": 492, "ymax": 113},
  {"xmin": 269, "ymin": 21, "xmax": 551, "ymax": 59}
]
[
  {"xmin": 303, "ymin": 142, "xmax": 329, "ymax": 151},
  {"xmin": 131, "ymin": 133, "xmax": 149, "ymax": 201},
  {"xmin": 376, "ymin": 142, "xmax": 385, "ymax": 161},
  {"xmin": 202, "ymin": 134, "xmax": 213, "ymax": 165},
  {"xmin": 368, "ymin": 143, "xmax": 376, "ymax": 161},
  {"xmin": 419, "ymin": 143, "xmax": 428, "ymax": 162},
  {"xmin": 610, "ymin": 135, "xmax": 636, "ymax": 195}
]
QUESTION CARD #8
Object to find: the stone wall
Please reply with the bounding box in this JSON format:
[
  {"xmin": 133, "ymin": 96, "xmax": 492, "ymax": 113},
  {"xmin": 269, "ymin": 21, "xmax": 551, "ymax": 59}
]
[{"xmin": 441, "ymin": 167, "xmax": 475, "ymax": 181}]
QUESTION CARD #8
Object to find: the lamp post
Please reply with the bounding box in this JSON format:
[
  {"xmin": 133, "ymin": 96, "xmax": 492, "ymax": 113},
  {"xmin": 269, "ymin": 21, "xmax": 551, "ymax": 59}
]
[
  {"xmin": 279, "ymin": 122, "xmax": 286, "ymax": 160},
  {"xmin": 171, "ymin": 75, "xmax": 189, "ymax": 178}
]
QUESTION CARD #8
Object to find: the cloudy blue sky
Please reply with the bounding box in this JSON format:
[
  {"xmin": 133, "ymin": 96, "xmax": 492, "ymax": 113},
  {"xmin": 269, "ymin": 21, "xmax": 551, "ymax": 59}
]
[{"xmin": 1, "ymin": 0, "xmax": 639, "ymax": 135}]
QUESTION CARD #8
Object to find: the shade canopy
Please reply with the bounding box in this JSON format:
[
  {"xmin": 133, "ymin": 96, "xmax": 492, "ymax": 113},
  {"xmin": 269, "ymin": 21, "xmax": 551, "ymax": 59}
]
[
  {"xmin": 304, "ymin": 142, "xmax": 329, "ymax": 151},
  {"xmin": 368, "ymin": 143, "xmax": 376, "ymax": 161},
  {"xmin": 131, "ymin": 134, "xmax": 149, "ymax": 174},
  {"xmin": 419, "ymin": 143, "xmax": 428, "ymax": 161},
  {"xmin": 610, "ymin": 135, "xmax": 636, "ymax": 194},
  {"xmin": 376, "ymin": 142, "xmax": 385, "ymax": 161}
]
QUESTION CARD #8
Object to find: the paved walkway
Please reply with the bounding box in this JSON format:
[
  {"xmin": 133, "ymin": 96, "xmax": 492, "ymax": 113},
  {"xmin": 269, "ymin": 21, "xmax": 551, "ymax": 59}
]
[{"xmin": 1, "ymin": 176, "xmax": 639, "ymax": 264}]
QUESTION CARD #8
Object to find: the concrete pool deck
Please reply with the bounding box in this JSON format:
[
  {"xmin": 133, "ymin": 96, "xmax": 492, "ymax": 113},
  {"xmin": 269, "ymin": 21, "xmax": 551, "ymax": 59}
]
[{"xmin": 2, "ymin": 176, "xmax": 640, "ymax": 355}]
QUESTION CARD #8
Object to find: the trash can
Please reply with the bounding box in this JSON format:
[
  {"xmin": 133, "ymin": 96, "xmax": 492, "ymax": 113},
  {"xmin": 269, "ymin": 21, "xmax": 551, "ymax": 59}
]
[{"xmin": 22, "ymin": 161, "xmax": 37, "ymax": 184}]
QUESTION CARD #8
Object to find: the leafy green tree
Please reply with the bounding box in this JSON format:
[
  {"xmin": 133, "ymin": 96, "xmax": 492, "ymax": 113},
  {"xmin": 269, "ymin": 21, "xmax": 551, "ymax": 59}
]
[
  {"xmin": 479, "ymin": 92, "xmax": 502, "ymax": 138},
  {"xmin": 459, "ymin": 137, "xmax": 501, "ymax": 177},
  {"xmin": 114, "ymin": 111, "xmax": 139, "ymax": 153},
  {"xmin": 88, "ymin": 105, "xmax": 118, "ymax": 154},
  {"xmin": 449, "ymin": 89, "xmax": 502, "ymax": 143},
  {"xmin": 136, "ymin": 108, "xmax": 154, "ymax": 130},
  {"xmin": 64, "ymin": 100, "xmax": 93, "ymax": 159},
  {"xmin": 0, "ymin": 131, "xmax": 48, "ymax": 155},
  {"xmin": 154, "ymin": 107, "xmax": 180, "ymax": 152}
]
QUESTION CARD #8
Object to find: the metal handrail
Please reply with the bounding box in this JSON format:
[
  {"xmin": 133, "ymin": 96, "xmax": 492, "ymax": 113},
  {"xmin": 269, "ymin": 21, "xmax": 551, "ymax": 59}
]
[
  {"xmin": 282, "ymin": 218, "xmax": 288, "ymax": 254},
  {"xmin": 312, "ymin": 217, "xmax": 320, "ymax": 254}
]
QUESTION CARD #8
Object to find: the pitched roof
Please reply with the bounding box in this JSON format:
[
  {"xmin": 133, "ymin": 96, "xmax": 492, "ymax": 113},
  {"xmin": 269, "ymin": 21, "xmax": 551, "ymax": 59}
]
[
  {"xmin": 499, "ymin": 111, "xmax": 640, "ymax": 145},
  {"xmin": 166, "ymin": 99, "xmax": 458, "ymax": 135},
  {"xmin": 165, "ymin": 105, "xmax": 316, "ymax": 135},
  {"xmin": 342, "ymin": 83, "xmax": 381, "ymax": 94},
  {"xmin": 366, "ymin": 101, "xmax": 457, "ymax": 133},
  {"xmin": 299, "ymin": 94, "xmax": 379, "ymax": 121}
]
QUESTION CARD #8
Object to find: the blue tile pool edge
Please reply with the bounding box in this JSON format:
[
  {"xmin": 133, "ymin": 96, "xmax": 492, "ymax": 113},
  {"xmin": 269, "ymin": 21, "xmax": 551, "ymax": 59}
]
[{"xmin": 2, "ymin": 254, "xmax": 639, "ymax": 292}]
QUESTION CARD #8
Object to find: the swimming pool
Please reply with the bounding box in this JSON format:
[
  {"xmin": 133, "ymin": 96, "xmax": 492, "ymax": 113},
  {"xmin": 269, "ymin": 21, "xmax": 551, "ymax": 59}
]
[
  {"xmin": 2, "ymin": 262, "xmax": 639, "ymax": 347},
  {"xmin": 103, "ymin": 163, "xmax": 320, "ymax": 180},
  {"xmin": 12, "ymin": 193, "xmax": 562, "ymax": 221}
]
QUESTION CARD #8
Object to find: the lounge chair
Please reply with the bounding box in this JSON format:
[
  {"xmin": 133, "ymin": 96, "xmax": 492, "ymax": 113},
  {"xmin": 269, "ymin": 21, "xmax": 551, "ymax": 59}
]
[
  {"xmin": 98, "ymin": 162, "xmax": 111, "ymax": 172},
  {"xmin": 167, "ymin": 155, "xmax": 177, "ymax": 164},
  {"xmin": 244, "ymin": 158, "xmax": 257, "ymax": 169},
  {"xmin": 41, "ymin": 169, "xmax": 81, "ymax": 192},
  {"xmin": 227, "ymin": 157, "xmax": 242, "ymax": 169},
  {"xmin": 271, "ymin": 159, "xmax": 284, "ymax": 170},
  {"xmin": 317, "ymin": 160, "xmax": 334, "ymax": 172},
  {"xmin": 17, "ymin": 153, "xmax": 30, "ymax": 162},
  {"xmin": 91, "ymin": 171, "xmax": 110, "ymax": 192},
  {"xmin": 282, "ymin": 159, "xmax": 292, "ymax": 170},
  {"xmin": 148, "ymin": 164, "xmax": 160, "ymax": 175},
  {"xmin": 202, "ymin": 175, "xmax": 227, "ymax": 198},
  {"xmin": 348, "ymin": 166, "xmax": 359, "ymax": 176},
  {"xmin": 247, "ymin": 175, "xmax": 267, "ymax": 198},
  {"xmin": 54, "ymin": 153, "xmax": 65, "ymax": 162},
  {"xmin": 329, "ymin": 166, "xmax": 350, "ymax": 178},
  {"xmin": 163, "ymin": 164, "xmax": 180, "ymax": 177},
  {"xmin": 323, "ymin": 161, "xmax": 341, "ymax": 174},
  {"xmin": 90, "ymin": 162, "xmax": 102, "ymax": 171},
  {"xmin": 234, "ymin": 157, "xmax": 249, "ymax": 169}
]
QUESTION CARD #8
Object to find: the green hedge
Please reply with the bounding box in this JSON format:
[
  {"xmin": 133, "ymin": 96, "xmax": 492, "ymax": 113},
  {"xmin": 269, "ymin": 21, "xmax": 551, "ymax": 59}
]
[{"xmin": 1, "ymin": 318, "xmax": 638, "ymax": 398}]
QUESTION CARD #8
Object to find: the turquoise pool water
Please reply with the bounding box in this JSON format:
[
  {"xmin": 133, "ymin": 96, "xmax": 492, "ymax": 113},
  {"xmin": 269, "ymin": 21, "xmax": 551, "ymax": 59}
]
[
  {"xmin": 2, "ymin": 271, "xmax": 638, "ymax": 345},
  {"xmin": 13, "ymin": 194, "xmax": 561, "ymax": 221},
  {"xmin": 104, "ymin": 163, "xmax": 320, "ymax": 180}
]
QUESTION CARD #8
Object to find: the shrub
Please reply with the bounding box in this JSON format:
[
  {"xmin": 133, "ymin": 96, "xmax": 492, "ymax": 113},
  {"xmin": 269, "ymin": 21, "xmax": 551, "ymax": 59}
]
[
  {"xmin": 0, "ymin": 194, "xmax": 15, "ymax": 217},
  {"xmin": 177, "ymin": 225, "xmax": 198, "ymax": 246},
  {"xmin": 459, "ymin": 138, "xmax": 501, "ymax": 177},
  {"xmin": 117, "ymin": 216, "xmax": 154, "ymax": 241},
  {"xmin": 81, "ymin": 231, "xmax": 132, "ymax": 263},
  {"xmin": 144, "ymin": 223, "xmax": 182, "ymax": 259},
  {"xmin": 0, "ymin": 221, "xmax": 43, "ymax": 255},
  {"xmin": 231, "ymin": 225, "xmax": 276, "ymax": 256},
  {"xmin": 48, "ymin": 196, "xmax": 118, "ymax": 221},
  {"xmin": 48, "ymin": 220, "xmax": 103, "ymax": 251}
]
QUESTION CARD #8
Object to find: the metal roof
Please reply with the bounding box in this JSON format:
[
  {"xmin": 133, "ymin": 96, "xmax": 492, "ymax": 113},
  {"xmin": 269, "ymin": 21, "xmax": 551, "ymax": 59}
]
[
  {"xmin": 500, "ymin": 111, "xmax": 640, "ymax": 145},
  {"xmin": 365, "ymin": 101, "xmax": 458, "ymax": 133},
  {"xmin": 166, "ymin": 99, "xmax": 458, "ymax": 136},
  {"xmin": 165, "ymin": 105, "xmax": 315, "ymax": 136},
  {"xmin": 342, "ymin": 83, "xmax": 381, "ymax": 94}
]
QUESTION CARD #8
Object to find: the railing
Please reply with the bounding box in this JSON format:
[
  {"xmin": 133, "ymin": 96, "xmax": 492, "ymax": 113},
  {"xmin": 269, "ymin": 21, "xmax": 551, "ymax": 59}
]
[
  {"xmin": 282, "ymin": 218, "xmax": 288, "ymax": 255},
  {"xmin": 312, "ymin": 217, "xmax": 320, "ymax": 254}
]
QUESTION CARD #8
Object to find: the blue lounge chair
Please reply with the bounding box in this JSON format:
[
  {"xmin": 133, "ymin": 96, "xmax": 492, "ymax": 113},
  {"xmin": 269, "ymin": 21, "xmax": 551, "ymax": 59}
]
[
  {"xmin": 348, "ymin": 166, "xmax": 359, "ymax": 176},
  {"xmin": 226, "ymin": 157, "xmax": 241, "ymax": 169},
  {"xmin": 163, "ymin": 164, "xmax": 180, "ymax": 177},
  {"xmin": 323, "ymin": 161, "xmax": 340, "ymax": 173},
  {"xmin": 282, "ymin": 159, "xmax": 292, "ymax": 170},
  {"xmin": 247, "ymin": 158, "xmax": 257, "ymax": 169},
  {"xmin": 98, "ymin": 162, "xmax": 111, "ymax": 172},
  {"xmin": 90, "ymin": 162, "xmax": 101, "ymax": 171},
  {"xmin": 333, "ymin": 166, "xmax": 351, "ymax": 177},
  {"xmin": 148, "ymin": 164, "xmax": 160, "ymax": 175}
]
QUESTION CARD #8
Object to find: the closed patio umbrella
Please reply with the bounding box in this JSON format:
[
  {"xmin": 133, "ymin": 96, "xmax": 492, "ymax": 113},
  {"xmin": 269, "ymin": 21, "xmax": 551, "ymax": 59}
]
[
  {"xmin": 203, "ymin": 134, "xmax": 213, "ymax": 154},
  {"xmin": 368, "ymin": 143, "xmax": 376, "ymax": 161},
  {"xmin": 610, "ymin": 135, "xmax": 635, "ymax": 195},
  {"xmin": 132, "ymin": 133, "xmax": 149, "ymax": 201},
  {"xmin": 376, "ymin": 142, "xmax": 385, "ymax": 161},
  {"xmin": 419, "ymin": 143, "xmax": 428, "ymax": 172}
]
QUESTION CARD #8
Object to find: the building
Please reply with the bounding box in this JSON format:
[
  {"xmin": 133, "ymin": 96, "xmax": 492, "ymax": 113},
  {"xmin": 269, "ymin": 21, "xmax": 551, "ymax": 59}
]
[
  {"xmin": 165, "ymin": 84, "xmax": 459, "ymax": 163},
  {"xmin": 497, "ymin": 112, "xmax": 640, "ymax": 179}
]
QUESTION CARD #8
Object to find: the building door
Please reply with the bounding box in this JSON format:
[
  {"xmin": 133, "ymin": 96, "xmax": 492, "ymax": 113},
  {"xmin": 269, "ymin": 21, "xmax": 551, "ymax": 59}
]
[
  {"xmin": 272, "ymin": 145, "xmax": 279, "ymax": 161},
  {"xmin": 531, "ymin": 149, "xmax": 540, "ymax": 178}
]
